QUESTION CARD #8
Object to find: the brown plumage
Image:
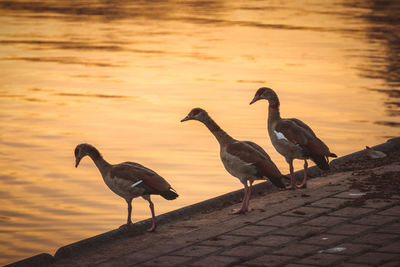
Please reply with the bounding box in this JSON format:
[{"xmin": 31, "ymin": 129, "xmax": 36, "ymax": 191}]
[
  {"xmin": 74, "ymin": 143, "xmax": 178, "ymax": 232},
  {"xmin": 250, "ymin": 87, "xmax": 337, "ymax": 189},
  {"xmin": 181, "ymin": 108, "xmax": 285, "ymax": 214}
]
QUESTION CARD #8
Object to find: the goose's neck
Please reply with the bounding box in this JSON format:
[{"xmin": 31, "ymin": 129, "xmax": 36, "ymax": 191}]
[
  {"xmin": 202, "ymin": 115, "xmax": 234, "ymax": 145},
  {"xmin": 87, "ymin": 147, "xmax": 111, "ymax": 177},
  {"xmin": 267, "ymin": 96, "xmax": 281, "ymax": 126}
]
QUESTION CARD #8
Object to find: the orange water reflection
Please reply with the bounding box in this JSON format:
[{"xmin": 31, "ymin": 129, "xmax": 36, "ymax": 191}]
[{"xmin": 0, "ymin": 0, "xmax": 399, "ymax": 265}]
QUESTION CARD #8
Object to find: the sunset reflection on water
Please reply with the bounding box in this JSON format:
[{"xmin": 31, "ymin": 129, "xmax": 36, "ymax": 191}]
[{"xmin": 0, "ymin": 0, "xmax": 399, "ymax": 264}]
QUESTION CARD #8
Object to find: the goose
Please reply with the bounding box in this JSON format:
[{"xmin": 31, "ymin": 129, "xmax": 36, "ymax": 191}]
[
  {"xmin": 250, "ymin": 87, "xmax": 337, "ymax": 189},
  {"xmin": 181, "ymin": 108, "xmax": 286, "ymax": 214},
  {"xmin": 74, "ymin": 143, "xmax": 178, "ymax": 232}
]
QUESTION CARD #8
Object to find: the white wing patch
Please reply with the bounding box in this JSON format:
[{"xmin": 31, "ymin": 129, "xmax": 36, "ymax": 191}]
[
  {"xmin": 131, "ymin": 180, "xmax": 143, "ymax": 188},
  {"xmin": 274, "ymin": 130, "xmax": 288, "ymax": 141}
]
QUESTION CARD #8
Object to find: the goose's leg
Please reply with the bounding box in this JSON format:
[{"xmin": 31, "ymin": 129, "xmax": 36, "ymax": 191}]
[
  {"xmin": 231, "ymin": 181, "xmax": 249, "ymax": 214},
  {"xmin": 143, "ymin": 195, "xmax": 157, "ymax": 232},
  {"xmin": 243, "ymin": 180, "xmax": 254, "ymax": 212},
  {"xmin": 297, "ymin": 160, "xmax": 308, "ymax": 189},
  {"xmin": 119, "ymin": 198, "xmax": 133, "ymax": 229},
  {"xmin": 127, "ymin": 198, "xmax": 133, "ymax": 225},
  {"xmin": 286, "ymin": 159, "xmax": 296, "ymax": 190}
]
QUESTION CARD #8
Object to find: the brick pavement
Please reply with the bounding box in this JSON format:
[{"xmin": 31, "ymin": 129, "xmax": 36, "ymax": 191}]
[{"xmin": 48, "ymin": 162, "xmax": 399, "ymax": 267}]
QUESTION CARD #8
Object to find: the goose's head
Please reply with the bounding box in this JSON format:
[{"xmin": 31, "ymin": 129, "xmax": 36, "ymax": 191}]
[
  {"xmin": 74, "ymin": 143, "xmax": 91, "ymax": 168},
  {"xmin": 181, "ymin": 108, "xmax": 208, "ymax": 123},
  {"xmin": 250, "ymin": 87, "xmax": 278, "ymax": 104}
]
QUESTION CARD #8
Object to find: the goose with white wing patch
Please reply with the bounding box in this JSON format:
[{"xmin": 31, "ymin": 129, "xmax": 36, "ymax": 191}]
[
  {"xmin": 181, "ymin": 108, "xmax": 286, "ymax": 214},
  {"xmin": 250, "ymin": 87, "xmax": 337, "ymax": 189},
  {"xmin": 74, "ymin": 143, "xmax": 178, "ymax": 232}
]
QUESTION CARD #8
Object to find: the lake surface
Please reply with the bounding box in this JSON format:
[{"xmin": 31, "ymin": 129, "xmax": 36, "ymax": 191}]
[{"xmin": 0, "ymin": 0, "xmax": 399, "ymax": 264}]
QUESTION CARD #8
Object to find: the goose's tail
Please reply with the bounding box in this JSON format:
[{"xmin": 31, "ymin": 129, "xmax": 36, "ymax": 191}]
[
  {"xmin": 303, "ymin": 146, "xmax": 337, "ymax": 171},
  {"xmin": 160, "ymin": 187, "xmax": 179, "ymax": 200},
  {"xmin": 269, "ymin": 176, "xmax": 286, "ymax": 189},
  {"xmin": 310, "ymin": 154, "xmax": 330, "ymax": 170}
]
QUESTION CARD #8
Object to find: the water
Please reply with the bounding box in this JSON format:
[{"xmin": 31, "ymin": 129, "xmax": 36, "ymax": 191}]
[{"xmin": 0, "ymin": 0, "xmax": 399, "ymax": 264}]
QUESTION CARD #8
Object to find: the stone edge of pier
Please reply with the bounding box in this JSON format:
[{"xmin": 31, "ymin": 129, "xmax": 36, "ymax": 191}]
[{"xmin": 5, "ymin": 137, "xmax": 400, "ymax": 267}]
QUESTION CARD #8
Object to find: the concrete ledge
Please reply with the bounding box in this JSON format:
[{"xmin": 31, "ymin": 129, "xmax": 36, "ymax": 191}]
[
  {"xmin": 4, "ymin": 253, "xmax": 54, "ymax": 267},
  {"xmin": 10, "ymin": 137, "xmax": 400, "ymax": 266}
]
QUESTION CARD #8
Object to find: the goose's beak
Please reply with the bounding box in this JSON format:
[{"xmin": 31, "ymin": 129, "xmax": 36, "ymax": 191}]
[
  {"xmin": 249, "ymin": 96, "xmax": 260, "ymax": 105},
  {"xmin": 181, "ymin": 115, "xmax": 190, "ymax": 122},
  {"xmin": 75, "ymin": 157, "xmax": 82, "ymax": 168}
]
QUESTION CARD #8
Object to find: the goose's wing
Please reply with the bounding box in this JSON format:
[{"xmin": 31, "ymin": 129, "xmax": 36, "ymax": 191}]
[
  {"xmin": 242, "ymin": 141, "xmax": 272, "ymax": 161},
  {"xmin": 226, "ymin": 141, "xmax": 282, "ymax": 179},
  {"xmin": 275, "ymin": 119, "xmax": 329, "ymax": 156},
  {"xmin": 289, "ymin": 118, "xmax": 317, "ymax": 137},
  {"xmin": 110, "ymin": 162, "xmax": 171, "ymax": 192}
]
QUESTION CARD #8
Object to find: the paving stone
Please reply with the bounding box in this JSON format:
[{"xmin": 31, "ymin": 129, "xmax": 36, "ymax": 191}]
[
  {"xmin": 229, "ymin": 225, "xmax": 277, "ymax": 236},
  {"xmin": 274, "ymin": 225, "xmax": 326, "ymax": 237},
  {"xmin": 377, "ymin": 223, "xmax": 400, "ymax": 234},
  {"xmin": 353, "ymin": 233, "xmax": 398, "ymax": 245},
  {"xmin": 380, "ymin": 261, "xmax": 400, "ymax": 267},
  {"xmin": 378, "ymin": 206, "xmax": 400, "ymax": 216},
  {"xmin": 284, "ymin": 264, "xmax": 316, "ymax": 267},
  {"xmin": 261, "ymin": 198, "xmax": 305, "ymax": 213},
  {"xmin": 337, "ymin": 263, "xmax": 371, "ymax": 267},
  {"xmin": 310, "ymin": 197, "xmax": 348, "ymax": 208},
  {"xmin": 250, "ymin": 235, "xmax": 297, "ymax": 247},
  {"xmin": 306, "ymin": 186, "xmax": 347, "ymax": 198},
  {"xmin": 327, "ymin": 224, "xmax": 372, "ymax": 235},
  {"xmin": 166, "ymin": 228, "xmax": 222, "ymax": 245},
  {"xmin": 242, "ymin": 254, "xmax": 296, "ymax": 266},
  {"xmin": 110, "ymin": 249, "xmax": 163, "ymax": 266},
  {"xmin": 329, "ymin": 207, "xmax": 372, "ymax": 218},
  {"xmin": 283, "ymin": 206, "xmax": 330, "ymax": 218},
  {"xmin": 333, "ymin": 191, "xmax": 367, "ymax": 199},
  {"xmin": 220, "ymin": 245, "xmax": 269, "ymax": 257},
  {"xmin": 363, "ymin": 199, "xmax": 395, "ymax": 209},
  {"xmin": 273, "ymin": 243, "xmax": 320, "ymax": 256},
  {"xmin": 301, "ymin": 234, "xmax": 348, "ymax": 246},
  {"xmin": 190, "ymin": 255, "xmax": 239, "ymax": 267},
  {"xmin": 298, "ymin": 253, "xmax": 346, "ymax": 266},
  {"xmin": 303, "ymin": 215, "xmax": 347, "ymax": 227},
  {"xmin": 378, "ymin": 241, "xmax": 400, "ymax": 253},
  {"xmin": 95, "ymin": 261, "xmax": 128, "ymax": 267},
  {"xmin": 212, "ymin": 215, "xmax": 262, "ymax": 231},
  {"xmin": 257, "ymin": 215, "xmax": 304, "ymax": 227},
  {"xmin": 350, "ymin": 252, "xmax": 399, "ymax": 265},
  {"xmin": 141, "ymin": 255, "xmax": 191, "ymax": 266},
  {"xmin": 173, "ymin": 245, "xmax": 221, "ymax": 257},
  {"xmin": 352, "ymin": 214, "xmax": 397, "ymax": 226},
  {"xmin": 200, "ymin": 234, "xmax": 250, "ymax": 247},
  {"xmin": 320, "ymin": 242, "xmax": 373, "ymax": 255}
]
